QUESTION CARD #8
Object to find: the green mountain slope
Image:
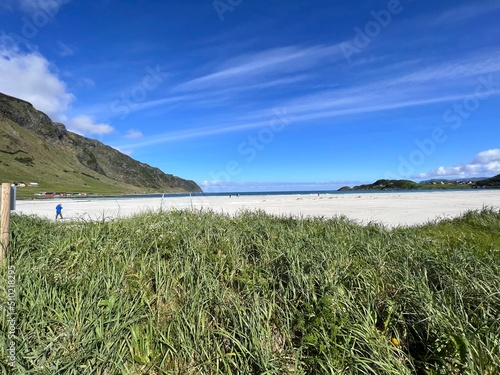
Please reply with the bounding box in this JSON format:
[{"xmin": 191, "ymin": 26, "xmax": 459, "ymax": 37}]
[
  {"xmin": 0, "ymin": 93, "xmax": 202, "ymax": 197},
  {"xmin": 338, "ymin": 175, "xmax": 500, "ymax": 191},
  {"xmin": 474, "ymin": 174, "xmax": 500, "ymax": 188},
  {"xmin": 339, "ymin": 179, "xmax": 419, "ymax": 191}
]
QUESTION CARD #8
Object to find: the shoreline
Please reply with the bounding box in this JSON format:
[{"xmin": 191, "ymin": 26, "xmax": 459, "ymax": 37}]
[
  {"xmin": 13, "ymin": 190, "xmax": 500, "ymax": 228},
  {"xmin": 15, "ymin": 187, "xmax": 499, "ymax": 201}
]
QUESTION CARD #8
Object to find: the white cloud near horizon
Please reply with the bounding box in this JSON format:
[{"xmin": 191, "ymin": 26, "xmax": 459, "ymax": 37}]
[
  {"xmin": 418, "ymin": 149, "xmax": 500, "ymax": 178},
  {"xmin": 68, "ymin": 115, "xmax": 114, "ymax": 135}
]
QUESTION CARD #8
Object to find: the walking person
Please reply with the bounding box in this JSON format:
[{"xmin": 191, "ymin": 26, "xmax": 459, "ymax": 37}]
[{"xmin": 55, "ymin": 203, "xmax": 63, "ymax": 220}]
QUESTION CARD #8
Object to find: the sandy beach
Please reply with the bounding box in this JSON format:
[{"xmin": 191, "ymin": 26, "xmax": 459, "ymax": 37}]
[{"xmin": 12, "ymin": 190, "xmax": 500, "ymax": 228}]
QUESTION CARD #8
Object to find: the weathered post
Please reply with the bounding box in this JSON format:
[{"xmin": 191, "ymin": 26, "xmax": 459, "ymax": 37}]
[{"xmin": 1, "ymin": 183, "xmax": 12, "ymax": 263}]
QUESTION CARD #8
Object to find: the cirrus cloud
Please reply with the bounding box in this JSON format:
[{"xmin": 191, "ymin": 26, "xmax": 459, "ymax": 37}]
[{"xmin": 124, "ymin": 129, "xmax": 143, "ymax": 139}]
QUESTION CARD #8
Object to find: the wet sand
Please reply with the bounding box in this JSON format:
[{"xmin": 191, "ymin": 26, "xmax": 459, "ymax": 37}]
[{"xmin": 13, "ymin": 190, "xmax": 500, "ymax": 228}]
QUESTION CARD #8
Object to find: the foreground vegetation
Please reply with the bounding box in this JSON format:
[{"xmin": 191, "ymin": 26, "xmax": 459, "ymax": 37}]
[{"xmin": 1, "ymin": 208, "xmax": 499, "ymax": 374}]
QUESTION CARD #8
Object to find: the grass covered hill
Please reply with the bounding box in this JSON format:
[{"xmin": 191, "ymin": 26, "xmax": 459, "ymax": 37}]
[
  {"xmin": 339, "ymin": 176, "xmax": 500, "ymax": 191},
  {"xmin": 1, "ymin": 209, "xmax": 499, "ymax": 373},
  {"xmin": 339, "ymin": 179, "xmax": 421, "ymax": 191},
  {"xmin": 0, "ymin": 93, "xmax": 202, "ymax": 197},
  {"xmin": 475, "ymin": 174, "xmax": 500, "ymax": 188}
]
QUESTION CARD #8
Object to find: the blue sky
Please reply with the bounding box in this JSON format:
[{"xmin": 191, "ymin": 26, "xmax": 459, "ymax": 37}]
[{"xmin": 1, "ymin": 0, "xmax": 499, "ymax": 192}]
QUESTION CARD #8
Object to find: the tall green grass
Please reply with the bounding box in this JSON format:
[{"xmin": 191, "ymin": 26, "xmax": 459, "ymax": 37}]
[{"xmin": 1, "ymin": 208, "xmax": 499, "ymax": 374}]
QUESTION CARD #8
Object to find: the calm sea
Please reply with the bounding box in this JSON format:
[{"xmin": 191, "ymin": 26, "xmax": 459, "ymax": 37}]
[{"xmin": 101, "ymin": 189, "xmax": 472, "ymax": 200}]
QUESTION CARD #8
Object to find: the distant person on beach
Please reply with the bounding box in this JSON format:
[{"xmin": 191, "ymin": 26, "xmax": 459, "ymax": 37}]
[{"xmin": 55, "ymin": 204, "xmax": 63, "ymax": 220}]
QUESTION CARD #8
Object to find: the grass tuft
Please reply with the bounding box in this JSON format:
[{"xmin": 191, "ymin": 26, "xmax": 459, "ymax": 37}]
[{"xmin": 1, "ymin": 208, "xmax": 499, "ymax": 373}]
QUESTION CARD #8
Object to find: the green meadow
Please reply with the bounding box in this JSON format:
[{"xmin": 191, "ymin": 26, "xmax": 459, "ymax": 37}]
[{"xmin": 1, "ymin": 208, "xmax": 499, "ymax": 374}]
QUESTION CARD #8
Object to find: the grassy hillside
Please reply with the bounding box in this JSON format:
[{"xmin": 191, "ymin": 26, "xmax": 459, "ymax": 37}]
[
  {"xmin": 1, "ymin": 209, "xmax": 499, "ymax": 374},
  {"xmin": 340, "ymin": 178, "xmax": 472, "ymax": 191},
  {"xmin": 475, "ymin": 174, "xmax": 500, "ymax": 188},
  {"xmin": 339, "ymin": 177, "xmax": 499, "ymax": 191},
  {"xmin": 0, "ymin": 93, "xmax": 201, "ymax": 197},
  {"xmin": 0, "ymin": 117, "xmax": 144, "ymax": 197}
]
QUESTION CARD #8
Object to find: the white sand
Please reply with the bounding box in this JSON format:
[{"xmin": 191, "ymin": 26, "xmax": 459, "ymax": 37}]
[{"xmin": 13, "ymin": 190, "xmax": 500, "ymax": 228}]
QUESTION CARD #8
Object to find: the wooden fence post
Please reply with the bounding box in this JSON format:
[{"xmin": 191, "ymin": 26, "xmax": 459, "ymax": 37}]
[{"xmin": 1, "ymin": 182, "xmax": 11, "ymax": 263}]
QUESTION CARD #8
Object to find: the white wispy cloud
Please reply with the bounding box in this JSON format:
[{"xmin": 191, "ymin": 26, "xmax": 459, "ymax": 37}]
[
  {"xmin": 116, "ymin": 49, "xmax": 500, "ymax": 150},
  {"xmin": 68, "ymin": 115, "xmax": 114, "ymax": 135},
  {"xmin": 430, "ymin": 1, "xmax": 500, "ymax": 26},
  {"xmin": 100, "ymin": 45, "xmax": 326, "ymax": 120},
  {"xmin": 114, "ymin": 118, "xmax": 272, "ymax": 149},
  {"xmin": 418, "ymin": 149, "xmax": 500, "ymax": 178},
  {"xmin": 110, "ymin": 43, "xmax": 500, "ymax": 128},
  {"xmin": 176, "ymin": 44, "xmax": 342, "ymax": 92},
  {"xmin": 392, "ymin": 55, "xmax": 500, "ymax": 86},
  {"xmin": 275, "ymin": 51, "xmax": 500, "ymax": 121},
  {"xmin": 124, "ymin": 129, "xmax": 143, "ymax": 139}
]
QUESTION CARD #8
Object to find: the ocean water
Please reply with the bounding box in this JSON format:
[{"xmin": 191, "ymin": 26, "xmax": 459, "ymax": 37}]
[{"xmin": 104, "ymin": 189, "xmax": 472, "ymax": 201}]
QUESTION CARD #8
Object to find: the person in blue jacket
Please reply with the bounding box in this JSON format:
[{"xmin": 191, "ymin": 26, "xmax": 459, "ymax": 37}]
[{"xmin": 55, "ymin": 204, "xmax": 63, "ymax": 220}]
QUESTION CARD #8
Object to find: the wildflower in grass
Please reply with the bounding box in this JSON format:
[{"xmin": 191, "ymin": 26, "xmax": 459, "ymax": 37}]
[{"xmin": 392, "ymin": 338, "xmax": 400, "ymax": 347}]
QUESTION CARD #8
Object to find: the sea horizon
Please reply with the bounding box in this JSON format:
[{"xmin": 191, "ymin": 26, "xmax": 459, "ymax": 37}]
[{"xmin": 86, "ymin": 188, "xmax": 486, "ymax": 201}]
